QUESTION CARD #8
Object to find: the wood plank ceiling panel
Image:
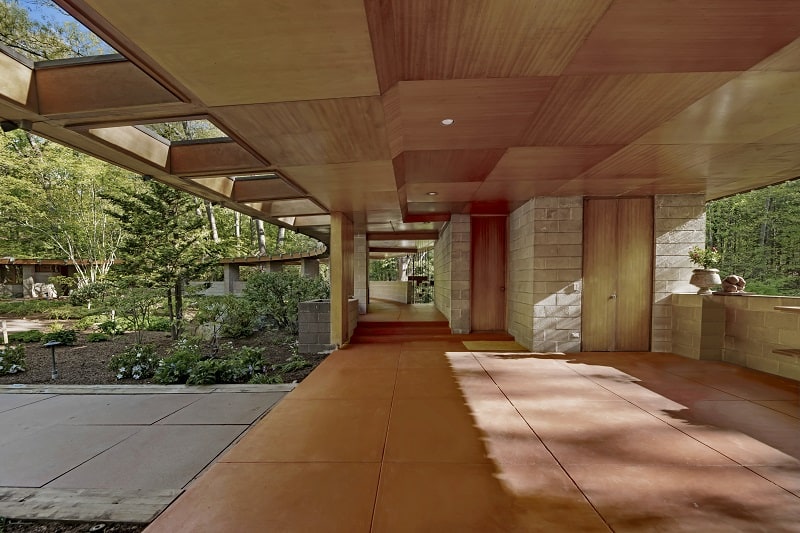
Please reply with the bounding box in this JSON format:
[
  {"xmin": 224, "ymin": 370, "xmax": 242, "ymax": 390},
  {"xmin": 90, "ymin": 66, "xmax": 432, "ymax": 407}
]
[
  {"xmin": 393, "ymin": 0, "xmax": 612, "ymax": 78},
  {"xmin": 752, "ymin": 37, "xmax": 800, "ymax": 71},
  {"xmin": 486, "ymin": 146, "xmax": 622, "ymax": 182},
  {"xmin": 635, "ymin": 72, "xmax": 800, "ymax": 144},
  {"xmin": 577, "ymin": 144, "xmax": 738, "ymax": 181},
  {"xmin": 471, "ymin": 180, "xmax": 564, "ymax": 202},
  {"xmin": 213, "ymin": 97, "xmax": 390, "ymax": 166},
  {"xmin": 391, "ymin": 78, "xmax": 556, "ymax": 151},
  {"xmin": 565, "ymin": 0, "xmax": 800, "ymax": 74},
  {"xmin": 82, "ymin": 0, "xmax": 379, "ymax": 105},
  {"xmin": 284, "ymin": 161, "xmax": 399, "ymax": 214},
  {"xmin": 399, "ymin": 149, "xmax": 505, "ymax": 184},
  {"xmin": 525, "ymin": 73, "xmax": 737, "ymax": 146},
  {"xmin": 406, "ymin": 182, "xmax": 481, "ymax": 203}
]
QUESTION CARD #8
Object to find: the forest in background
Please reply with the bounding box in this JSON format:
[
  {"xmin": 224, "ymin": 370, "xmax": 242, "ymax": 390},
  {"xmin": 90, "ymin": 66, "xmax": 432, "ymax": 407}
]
[{"xmin": 707, "ymin": 179, "xmax": 800, "ymax": 296}]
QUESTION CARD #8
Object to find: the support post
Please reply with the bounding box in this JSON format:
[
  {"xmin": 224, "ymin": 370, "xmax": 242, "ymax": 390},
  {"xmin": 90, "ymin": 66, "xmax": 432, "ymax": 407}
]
[{"xmin": 330, "ymin": 212, "xmax": 354, "ymax": 346}]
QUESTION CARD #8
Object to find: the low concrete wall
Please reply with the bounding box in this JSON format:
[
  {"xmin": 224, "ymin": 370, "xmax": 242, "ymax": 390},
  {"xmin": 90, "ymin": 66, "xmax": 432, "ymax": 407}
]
[
  {"xmin": 298, "ymin": 298, "xmax": 359, "ymax": 354},
  {"xmin": 672, "ymin": 293, "xmax": 800, "ymax": 380},
  {"xmin": 369, "ymin": 281, "xmax": 412, "ymax": 304}
]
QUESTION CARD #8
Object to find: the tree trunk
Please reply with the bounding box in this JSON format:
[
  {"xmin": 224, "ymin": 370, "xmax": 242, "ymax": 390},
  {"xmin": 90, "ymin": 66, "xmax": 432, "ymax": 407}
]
[
  {"xmin": 205, "ymin": 201, "xmax": 220, "ymax": 243},
  {"xmin": 174, "ymin": 278, "xmax": 184, "ymax": 339},
  {"xmin": 234, "ymin": 211, "xmax": 241, "ymax": 240},
  {"xmin": 256, "ymin": 219, "xmax": 267, "ymax": 256},
  {"xmin": 167, "ymin": 288, "xmax": 176, "ymax": 339},
  {"xmin": 276, "ymin": 226, "xmax": 286, "ymax": 251}
]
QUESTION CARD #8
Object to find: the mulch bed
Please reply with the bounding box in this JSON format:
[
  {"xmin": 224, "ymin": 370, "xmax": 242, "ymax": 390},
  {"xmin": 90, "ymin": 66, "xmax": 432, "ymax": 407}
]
[
  {"xmin": 0, "ymin": 520, "xmax": 143, "ymax": 532},
  {"xmin": 0, "ymin": 327, "xmax": 327, "ymax": 386}
]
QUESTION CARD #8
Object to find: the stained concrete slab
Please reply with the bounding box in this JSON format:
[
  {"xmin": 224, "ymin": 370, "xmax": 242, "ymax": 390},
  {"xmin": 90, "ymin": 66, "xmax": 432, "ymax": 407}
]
[
  {"xmin": 0, "ymin": 424, "xmax": 140, "ymax": 487},
  {"xmin": 48, "ymin": 425, "xmax": 248, "ymax": 490},
  {"xmin": 157, "ymin": 392, "xmax": 284, "ymax": 425},
  {"xmin": 0, "ymin": 393, "xmax": 54, "ymax": 414}
]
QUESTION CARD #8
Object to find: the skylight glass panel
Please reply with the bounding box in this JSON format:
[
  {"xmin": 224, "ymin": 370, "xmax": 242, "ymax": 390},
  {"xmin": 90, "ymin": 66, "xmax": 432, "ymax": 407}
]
[
  {"xmin": 0, "ymin": 0, "xmax": 117, "ymax": 61},
  {"xmin": 140, "ymin": 120, "xmax": 228, "ymax": 143}
]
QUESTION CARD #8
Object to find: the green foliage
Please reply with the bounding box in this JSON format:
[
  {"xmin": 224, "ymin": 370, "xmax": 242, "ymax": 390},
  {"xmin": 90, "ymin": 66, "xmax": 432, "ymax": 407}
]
[
  {"xmin": 688, "ymin": 246, "xmax": 721, "ymax": 269},
  {"xmin": 707, "ymin": 179, "xmax": 800, "ymax": 295},
  {"xmin": 68, "ymin": 281, "xmax": 112, "ymax": 307},
  {"xmin": 109, "ymin": 344, "xmax": 158, "ymax": 380},
  {"xmin": 98, "ymin": 319, "xmax": 126, "ymax": 335},
  {"xmin": 152, "ymin": 339, "xmax": 203, "ymax": 384},
  {"xmin": 244, "ymin": 271, "xmax": 330, "ymax": 334},
  {"xmin": 274, "ymin": 354, "xmax": 311, "ymax": 374},
  {"xmin": 194, "ymin": 295, "xmax": 254, "ymax": 341},
  {"xmin": 86, "ymin": 332, "xmax": 109, "ymax": 342},
  {"xmin": 369, "ymin": 258, "xmax": 399, "ymax": 281},
  {"xmin": 145, "ymin": 316, "xmax": 172, "ymax": 332},
  {"xmin": 0, "ymin": 345, "xmax": 26, "ymax": 375},
  {"xmin": 7, "ymin": 330, "xmax": 42, "ymax": 343},
  {"xmin": 109, "ymin": 287, "xmax": 162, "ymax": 344},
  {"xmin": 248, "ymin": 373, "xmax": 284, "ymax": 384},
  {"xmin": 42, "ymin": 327, "xmax": 78, "ymax": 345},
  {"xmin": 0, "ymin": 299, "xmax": 61, "ymax": 316}
]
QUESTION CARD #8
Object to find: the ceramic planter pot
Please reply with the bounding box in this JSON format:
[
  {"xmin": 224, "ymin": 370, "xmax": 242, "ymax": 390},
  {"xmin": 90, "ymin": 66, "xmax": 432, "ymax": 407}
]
[{"xmin": 690, "ymin": 268, "xmax": 722, "ymax": 295}]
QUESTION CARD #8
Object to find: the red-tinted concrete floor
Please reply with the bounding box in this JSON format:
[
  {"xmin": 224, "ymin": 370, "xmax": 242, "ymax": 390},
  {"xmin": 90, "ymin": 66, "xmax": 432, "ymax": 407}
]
[{"xmin": 146, "ymin": 344, "xmax": 800, "ymax": 532}]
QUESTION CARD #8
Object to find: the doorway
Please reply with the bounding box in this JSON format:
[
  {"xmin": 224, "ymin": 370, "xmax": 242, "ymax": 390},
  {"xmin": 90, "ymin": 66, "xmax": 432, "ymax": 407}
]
[
  {"xmin": 582, "ymin": 198, "xmax": 653, "ymax": 351},
  {"xmin": 471, "ymin": 215, "xmax": 507, "ymax": 331}
]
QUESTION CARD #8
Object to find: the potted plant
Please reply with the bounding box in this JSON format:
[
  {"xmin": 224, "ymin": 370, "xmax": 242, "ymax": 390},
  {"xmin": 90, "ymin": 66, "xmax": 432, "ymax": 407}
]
[{"xmin": 688, "ymin": 246, "xmax": 722, "ymax": 294}]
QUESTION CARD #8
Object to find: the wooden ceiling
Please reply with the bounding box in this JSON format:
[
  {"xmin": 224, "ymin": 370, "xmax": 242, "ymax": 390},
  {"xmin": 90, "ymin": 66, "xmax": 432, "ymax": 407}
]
[{"xmin": 2, "ymin": 0, "xmax": 800, "ymax": 247}]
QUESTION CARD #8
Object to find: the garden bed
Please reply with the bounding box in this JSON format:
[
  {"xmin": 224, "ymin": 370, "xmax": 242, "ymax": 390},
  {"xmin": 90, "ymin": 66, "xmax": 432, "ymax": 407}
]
[{"xmin": 0, "ymin": 328, "xmax": 327, "ymax": 386}]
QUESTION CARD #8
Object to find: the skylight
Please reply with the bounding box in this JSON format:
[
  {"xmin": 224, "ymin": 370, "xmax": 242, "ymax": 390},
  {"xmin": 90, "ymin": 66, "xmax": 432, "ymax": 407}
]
[
  {"xmin": 140, "ymin": 120, "xmax": 228, "ymax": 143},
  {"xmin": 0, "ymin": 0, "xmax": 117, "ymax": 62}
]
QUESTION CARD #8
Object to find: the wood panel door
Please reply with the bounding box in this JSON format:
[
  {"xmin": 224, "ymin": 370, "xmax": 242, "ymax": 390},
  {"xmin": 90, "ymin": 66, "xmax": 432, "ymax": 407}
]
[
  {"xmin": 583, "ymin": 198, "xmax": 654, "ymax": 351},
  {"xmin": 471, "ymin": 216, "xmax": 507, "ymax": 331}
]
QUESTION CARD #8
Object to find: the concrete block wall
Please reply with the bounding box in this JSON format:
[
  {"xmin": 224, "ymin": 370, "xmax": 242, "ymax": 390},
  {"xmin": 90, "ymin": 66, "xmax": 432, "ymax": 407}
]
[
  {"xmin": 433, "ymin": 222, "xmax": 452, "ymax": 321},
  {"xmin": 354, "ymin": 233, "xmax": 368, "ymax": 314},
  {"xmin": 671, "ymin": 294, "xmax": 725, "ymax": 359},
  {"xmin": 531, "ymin": 197, "xmax": 583, "ymax": 353},
  {"xmin": 507, "ymin": 199, "xmax": 535, "ymax": 348},
  {"xmin": 348, "ymin": 298, "xmax": 359, "ymax": 340},
  {"xmin": 298, "ymin": 300, "xmax": 335, "ymax": 354},
  {"xmin": 722, "ymin": 295, "xmax": 800, "ymax": 380},
  {"xmin": 652, "ymin": 194, "xmax": 706, "ymax": 352},
  {"xmin": 672, "ymin": 294, "xmax": 800, "ymax": 380},
  {"xmin": 369, "ymin": 281, "xmax": 412, "ymax": 303},
  {"xmin": 449, "ymin": 214, "xmax": 471, "ymax": 334}
]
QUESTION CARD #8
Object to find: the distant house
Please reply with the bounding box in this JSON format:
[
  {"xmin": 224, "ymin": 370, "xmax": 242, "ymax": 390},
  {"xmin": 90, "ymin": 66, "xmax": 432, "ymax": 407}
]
[{"xmin": 0, "ymin": 258, "xmax": 85, "ymax": 298}]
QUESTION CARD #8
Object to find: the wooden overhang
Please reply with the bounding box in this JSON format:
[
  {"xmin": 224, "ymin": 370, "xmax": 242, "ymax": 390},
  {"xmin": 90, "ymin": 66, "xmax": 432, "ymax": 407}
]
[{"xmin": 2, "ymin": 0, "xmax": 800, "ymax": 250}]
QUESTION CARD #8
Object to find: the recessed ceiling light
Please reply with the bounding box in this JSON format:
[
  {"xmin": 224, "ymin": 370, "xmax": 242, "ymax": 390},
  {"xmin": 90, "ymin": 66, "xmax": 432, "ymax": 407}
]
[
  {"xmin": 427, "ymin": 191, "xmax": 438, "ymax": 196},
  {"xmin": 440, "ymin": 118, "xmax": 455, "ymax": 126}
]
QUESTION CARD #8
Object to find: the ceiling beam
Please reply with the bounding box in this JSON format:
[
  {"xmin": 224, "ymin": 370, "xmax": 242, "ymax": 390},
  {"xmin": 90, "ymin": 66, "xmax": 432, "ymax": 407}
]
[{"xmin": 366, "ymin": 231, "xmax": 439, "ymax": 241}]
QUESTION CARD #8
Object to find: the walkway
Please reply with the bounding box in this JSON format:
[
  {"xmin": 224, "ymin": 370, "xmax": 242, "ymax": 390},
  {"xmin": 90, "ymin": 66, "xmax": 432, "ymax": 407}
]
[
  {"xmin": 145, "ymin": 340, "xmax": 800, "ymax": 531},
  {"xmin": 0, "ymin": 384, "xmax": 291, "ymax": 522}
]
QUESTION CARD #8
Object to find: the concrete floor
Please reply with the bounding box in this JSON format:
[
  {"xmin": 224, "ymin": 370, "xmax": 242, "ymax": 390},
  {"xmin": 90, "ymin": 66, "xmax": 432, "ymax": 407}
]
[
  {"xmin": 0, "ymin": 385, "xmax": 290, "ymax": 522},
  {"xmin": 144, "ymin": 328, "xmax": 800, "ymax": 531}
]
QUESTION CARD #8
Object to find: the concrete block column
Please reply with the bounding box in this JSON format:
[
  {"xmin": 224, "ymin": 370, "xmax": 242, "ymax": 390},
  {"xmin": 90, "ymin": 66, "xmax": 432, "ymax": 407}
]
[
  {"xmin": 222, "ymin": 264, "xmax": 240, "ymax": 295},
  {"xmin": 449, "ymin": 214, "xmax": 471, "ymax": 334},
  {"xmin": 354, "ymin": 233, "xmax": 368, "ymax": 314},
  {"xmin": 301, "ymin": 258, "xmax": 319, "ymax": 278}
]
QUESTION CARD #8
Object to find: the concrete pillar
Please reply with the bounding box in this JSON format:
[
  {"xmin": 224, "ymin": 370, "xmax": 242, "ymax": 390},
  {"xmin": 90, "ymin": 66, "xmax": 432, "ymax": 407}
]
[
  {"xmin": 21, "ymin": 265, "xmax": 35, "ymax": 299},
  {"xmin": 301, "ymin": 258, "xmax": 320, "ymax": 278},
  {"xmin": 267, "ymin": 261, "xmax": 283, "ymax": 273},
  {"xmin": 223, "ymin": 263, "xmax": 240, "ymax": 295},
  {"xmin": 354, "ymin": 233, "xmax": 368, "ymax": 314},
  {"xmin": 330, "ymin": 212, "xmax": 354, "ymax": 346}
]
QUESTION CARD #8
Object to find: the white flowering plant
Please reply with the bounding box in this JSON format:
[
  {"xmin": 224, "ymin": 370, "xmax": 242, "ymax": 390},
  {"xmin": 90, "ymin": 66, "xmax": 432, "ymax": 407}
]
[
  {"xmin": 0, "ymin": 345, "xmax": 26, "ymax": 376},
  {"xmin": 108, "ymin": 344, "xmax": 158, "ymax": 380}
]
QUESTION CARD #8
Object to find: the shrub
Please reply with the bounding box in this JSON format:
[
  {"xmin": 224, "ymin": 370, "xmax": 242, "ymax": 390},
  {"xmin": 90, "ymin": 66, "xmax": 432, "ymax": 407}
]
[
  {"xmin": 98, "ymin": 319, "xmax": 126, "ymax": 335},
  {"xmin": 7, "ymin": 330, "xmax": 43, "ymax": 343},
  {"xmin": 87, "ymin": 333, "xmax": 109, "ymax": 342},
  {"xmin": 109, "ymin": 344, "xmax": 158, "ymax": 380},
  {"xmin": 145, "ymin": 316, "xmax": 171, "ymax": 332},
  {"xmin": 218, "ymin": 297, "xmax": 255, "ymax": 338},
  {"xmin": 0, "ymin": 345, "xmax": 26, "ymax": 375},
  {"xmin": 75, "ymin": 314, "xmax": 107, "ymax": 331},
  {"xmin": 153, "ymin": 339, "xmax": 203, "ymax": 384},
  {"xmin": 42, "ymin": 326, "xmax": 78, "ymax": 345},
  {"xmin": 68, "ymin": 281, "xmax": 112, "ymax": 307},
  {"xmin": 248, "ymin": 372, "xmax": 283, "ymax": 384},
  {"xmin": 0, "ymin": 300, "xmax": 58, "ymax": 316},
  {"xmin": 274, "ymin": 354, "xmax": 311, "ymax": 374},
  {"xmin": 244, "ymin": 271, "xmax": 330, "ymax": 334}
]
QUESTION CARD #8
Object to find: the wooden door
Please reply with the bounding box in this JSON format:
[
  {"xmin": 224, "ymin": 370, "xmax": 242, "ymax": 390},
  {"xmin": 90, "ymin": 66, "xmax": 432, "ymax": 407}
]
[
  {"xmin": 471, "ymin": 216, "xmax": 507, "ymax": 331},
  {"xmin": 583, "ymin": 198, "xmax": 653, "ymax": 351}
]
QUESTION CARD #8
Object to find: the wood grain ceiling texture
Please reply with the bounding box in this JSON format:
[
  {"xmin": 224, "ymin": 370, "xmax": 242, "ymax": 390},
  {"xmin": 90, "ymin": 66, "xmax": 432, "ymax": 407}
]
[{"xmin": 19, "ymin": 0, "xmax": 800, "ymax": 239}]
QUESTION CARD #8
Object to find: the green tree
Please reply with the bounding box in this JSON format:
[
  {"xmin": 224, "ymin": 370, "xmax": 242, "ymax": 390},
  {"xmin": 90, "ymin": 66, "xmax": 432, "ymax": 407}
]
[
  {"xmin": 707, "ymin": 179, "xmax": 800, "ymax": 295},
  {"xmin": 0, "ymin": 130, "xmax": 127, "ymax": 285},
  {"xmin": 104, "ymin": 179, "xmax": 221, "ymax": 338}
]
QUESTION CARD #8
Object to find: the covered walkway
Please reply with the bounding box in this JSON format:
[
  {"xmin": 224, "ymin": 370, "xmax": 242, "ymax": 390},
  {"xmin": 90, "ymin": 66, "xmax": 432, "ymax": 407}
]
[{"xmin": 146, "ymin": 338, "xmax": 800, "ymax": 531}]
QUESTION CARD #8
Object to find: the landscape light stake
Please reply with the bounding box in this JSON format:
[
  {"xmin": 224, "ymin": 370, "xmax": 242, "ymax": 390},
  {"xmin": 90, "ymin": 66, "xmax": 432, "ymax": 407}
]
[{"xmin": 43, "ymin": 340, "xmax": 63, "ymax": 380}]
